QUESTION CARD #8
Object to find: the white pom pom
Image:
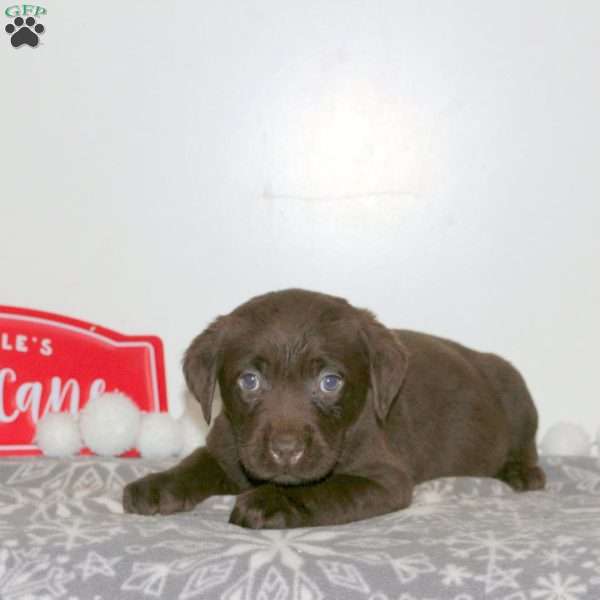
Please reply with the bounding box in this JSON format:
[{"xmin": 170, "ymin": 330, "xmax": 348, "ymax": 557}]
[
  {"xmin": 80, "ymin": 392, "xmax": 141, "ymax": 456},
  {"xmin": 540, "ymin": 421, "xmax": 591, "ymax": 456},
  {"xmin": 137, "ymin": 413, "xmax": 183, "ymax": 459},
  {"xmin": 36, "ymin": 412, "xmax": 82, "ymax": 456},
  {"xmin": 179, "ymin": 413, "xmax": 206, "ymax": 457}
]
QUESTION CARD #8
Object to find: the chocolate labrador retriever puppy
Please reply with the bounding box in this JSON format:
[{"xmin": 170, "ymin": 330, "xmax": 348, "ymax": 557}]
[{"xmin": 123, "ymin": 289, "xmax": 545, "ymax": 528}]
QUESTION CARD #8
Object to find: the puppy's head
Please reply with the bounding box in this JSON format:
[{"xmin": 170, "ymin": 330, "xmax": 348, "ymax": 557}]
[{"xmin": 183, "ymin": 289, "xmax": 408, "ymax": 485}]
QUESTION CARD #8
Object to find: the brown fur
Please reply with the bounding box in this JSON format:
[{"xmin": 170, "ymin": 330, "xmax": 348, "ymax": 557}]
[{"xmin": 123, "ymin": 289, "xmax": 545, "ymax": 528}]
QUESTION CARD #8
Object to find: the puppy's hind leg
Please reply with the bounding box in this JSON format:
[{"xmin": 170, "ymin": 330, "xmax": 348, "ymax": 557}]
[
  {"xmin": 480, "ymin": 355, "xmax": 545, "ymax": 492},
  {"xmin": 496, "ymin": 442, "xmax": 546, "ymax": 491}
]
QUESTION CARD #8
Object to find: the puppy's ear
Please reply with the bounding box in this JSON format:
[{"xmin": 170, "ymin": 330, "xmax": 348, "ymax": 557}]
[
  {"xmin": 360, "ymin": 312, "xmax": 409, "ymax": 421},
  {"xmin": 183, "ymin": 316, "xmax": 228, "ymax": 425}
]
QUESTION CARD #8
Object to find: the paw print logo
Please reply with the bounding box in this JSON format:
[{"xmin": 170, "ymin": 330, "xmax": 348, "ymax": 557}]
[{"xmin": 5, "ymin": 16, "xmax": 45, "ymax": 48}]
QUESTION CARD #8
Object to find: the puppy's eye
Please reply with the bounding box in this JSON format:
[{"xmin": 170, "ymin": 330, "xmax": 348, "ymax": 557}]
[
  {"xmin": 238, "ymin": 371, "xmax": 260, "ymax": 391},
  {"xmin": 319, "ymin": 373, "xmax": 343, "ymax": 393}
]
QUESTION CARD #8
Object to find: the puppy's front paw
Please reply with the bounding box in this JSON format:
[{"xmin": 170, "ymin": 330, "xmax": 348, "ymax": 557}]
[
  {"xmin": 123, "ymin": 472, "xmax": 196, "ymax": 516},
  {"xmin": 229, "ymin": 486, "xmax": 306, "ymax": 529}
]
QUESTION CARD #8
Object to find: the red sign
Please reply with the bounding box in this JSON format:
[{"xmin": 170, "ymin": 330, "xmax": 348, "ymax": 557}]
[{"xmin": 0, "ymin": 306, "xmax": 168, "ymax": 456}]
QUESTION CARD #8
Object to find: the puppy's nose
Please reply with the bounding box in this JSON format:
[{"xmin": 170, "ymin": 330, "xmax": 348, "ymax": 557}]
[{"xmin": 269, "ymin": 434, "xmax": 305, "ymax": 466}]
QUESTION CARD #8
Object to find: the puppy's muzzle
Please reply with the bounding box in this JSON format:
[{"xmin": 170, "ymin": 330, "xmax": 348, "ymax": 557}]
[{"xmin": 269, "ymin": 433, "xmax": 305, "ymax": 466}]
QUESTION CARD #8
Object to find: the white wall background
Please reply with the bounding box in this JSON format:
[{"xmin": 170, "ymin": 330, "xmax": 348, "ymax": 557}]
[{"xmin": 2, "ymin": 1, "xmax": 599, "ymax": 442}]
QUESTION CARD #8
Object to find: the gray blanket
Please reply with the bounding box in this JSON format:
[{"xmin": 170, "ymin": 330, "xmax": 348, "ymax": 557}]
[{"xmin": 0, "ymin": 455, "xmax": 599, "ymax": 599}]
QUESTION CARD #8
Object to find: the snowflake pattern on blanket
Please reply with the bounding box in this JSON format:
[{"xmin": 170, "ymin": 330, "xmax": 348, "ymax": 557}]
[{"xmin": 0, "ymin": 456, "xmax": 599, "ymax": 600}]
